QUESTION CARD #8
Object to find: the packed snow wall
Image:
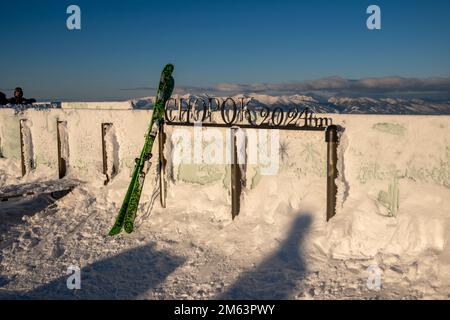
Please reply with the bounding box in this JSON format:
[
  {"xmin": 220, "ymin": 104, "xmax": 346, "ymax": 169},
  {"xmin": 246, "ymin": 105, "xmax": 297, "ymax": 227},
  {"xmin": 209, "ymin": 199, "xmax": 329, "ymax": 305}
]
[
  {"xmin": 0, "ymin": 108, "xmax": 151, "ymax": 180},
  {"xmin": 1, "ymin": 108, "xmax": 449, "ymax": 186},
  {"xmin": 1, "ymin": 108, "xmax": 449, "ymax": 199}
]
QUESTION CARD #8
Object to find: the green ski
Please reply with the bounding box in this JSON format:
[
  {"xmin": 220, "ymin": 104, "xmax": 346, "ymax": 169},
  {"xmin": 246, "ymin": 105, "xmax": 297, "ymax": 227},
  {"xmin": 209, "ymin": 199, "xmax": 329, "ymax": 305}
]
[{"xmin": 109, "ymin": 64, "xmax": 174, "ymax": 236}]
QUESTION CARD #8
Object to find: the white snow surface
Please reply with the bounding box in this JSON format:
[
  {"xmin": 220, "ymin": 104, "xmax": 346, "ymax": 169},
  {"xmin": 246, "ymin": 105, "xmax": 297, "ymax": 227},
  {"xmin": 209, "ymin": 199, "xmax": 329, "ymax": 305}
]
[{"xmin": 0, "ymin": 108, "xmax": 449, "ymax": 299}]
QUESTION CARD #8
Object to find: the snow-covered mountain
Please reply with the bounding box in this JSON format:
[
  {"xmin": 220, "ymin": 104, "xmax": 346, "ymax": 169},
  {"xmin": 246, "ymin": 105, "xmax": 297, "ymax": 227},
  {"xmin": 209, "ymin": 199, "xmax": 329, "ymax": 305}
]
[
  {"xmin": 132, "ymin": 94, "xmax": 450, "ymax": 115},
  {"xmin": 328, "ymin": 97, "xmax": 450, "ymax": 115}
]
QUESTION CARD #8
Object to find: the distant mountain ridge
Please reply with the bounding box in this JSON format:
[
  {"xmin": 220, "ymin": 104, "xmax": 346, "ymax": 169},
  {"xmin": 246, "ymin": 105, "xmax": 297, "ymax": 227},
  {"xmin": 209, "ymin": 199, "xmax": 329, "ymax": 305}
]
[{"xmin": 132, "ymin": 93, "xmax": 450, "ymax": 115}]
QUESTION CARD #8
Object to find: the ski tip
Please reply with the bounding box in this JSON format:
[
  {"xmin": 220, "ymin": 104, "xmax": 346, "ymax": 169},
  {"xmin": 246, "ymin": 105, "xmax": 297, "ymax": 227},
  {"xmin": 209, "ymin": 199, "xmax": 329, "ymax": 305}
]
[{"xmin": 163, "ymin": 64, "xmax": 174, "ymax": 75}]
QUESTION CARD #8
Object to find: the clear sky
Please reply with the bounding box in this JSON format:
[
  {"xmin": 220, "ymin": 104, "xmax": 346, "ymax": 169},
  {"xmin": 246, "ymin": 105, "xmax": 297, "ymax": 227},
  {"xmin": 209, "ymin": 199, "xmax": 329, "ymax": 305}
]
[{"xmin": 1, "ymin": 0, "xmax": 450, "ymax": 101}]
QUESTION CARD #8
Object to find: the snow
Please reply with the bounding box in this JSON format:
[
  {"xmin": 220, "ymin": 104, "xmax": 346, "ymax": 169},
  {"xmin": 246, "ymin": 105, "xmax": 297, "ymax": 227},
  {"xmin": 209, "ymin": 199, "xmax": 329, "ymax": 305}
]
[
  {"xmin": 0, "ymin": 107, "xmax": 449, "ymax": 299},
  {"xmin": 61, "ymin": 101, "xmax": 132, "ymax": 110},
  {"xmin": 328, "ymin": 97, "xmax": 450, "ymax": 114}
]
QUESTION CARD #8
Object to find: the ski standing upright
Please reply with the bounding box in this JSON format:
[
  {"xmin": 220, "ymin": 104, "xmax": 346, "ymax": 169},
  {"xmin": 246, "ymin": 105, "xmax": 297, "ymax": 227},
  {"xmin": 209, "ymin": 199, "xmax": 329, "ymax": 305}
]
[{"xmin": 109, "ymin": 64, "xmax": 175, "ymax": 236}]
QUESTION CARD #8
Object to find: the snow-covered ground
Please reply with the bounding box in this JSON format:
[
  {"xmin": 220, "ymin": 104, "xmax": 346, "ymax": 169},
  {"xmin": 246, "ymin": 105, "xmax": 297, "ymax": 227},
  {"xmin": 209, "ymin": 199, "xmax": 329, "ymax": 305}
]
[{"xmin": 0, "ymin": 108, "xmax": 449, "ymax": 299}]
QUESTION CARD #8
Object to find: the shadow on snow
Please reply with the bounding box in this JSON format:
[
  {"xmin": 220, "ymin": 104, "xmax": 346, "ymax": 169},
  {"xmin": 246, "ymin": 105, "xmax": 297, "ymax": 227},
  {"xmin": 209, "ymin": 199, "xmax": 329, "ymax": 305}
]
[
  {"xmin": 1, "ymin": 213, "xmax": 312, "ymax": 300},
  {"xmin": 0, "ymin": 243, "xmax": 185, "ymax": 300},
  {"xmin": 218, "ymin": 213, "xmax": 312, "ymax": 300}
]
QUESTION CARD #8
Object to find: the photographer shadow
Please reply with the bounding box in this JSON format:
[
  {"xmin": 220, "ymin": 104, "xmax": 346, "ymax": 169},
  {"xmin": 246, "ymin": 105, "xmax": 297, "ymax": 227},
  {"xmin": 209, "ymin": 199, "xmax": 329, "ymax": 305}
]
[{"xmin": 218, "ymin": 214, "xmax": 312, "ymax": 300}]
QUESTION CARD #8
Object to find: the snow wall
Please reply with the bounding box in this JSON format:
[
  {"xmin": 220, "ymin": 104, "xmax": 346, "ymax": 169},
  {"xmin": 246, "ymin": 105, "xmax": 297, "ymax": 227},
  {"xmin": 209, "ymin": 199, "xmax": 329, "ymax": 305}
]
[
  {"xmin": 1, "ymin": 108, "xmax": 449, "ymax": 188},
  {"xmin": 1, "ymin": 107, "xmax": 450, "ymax": 289}
]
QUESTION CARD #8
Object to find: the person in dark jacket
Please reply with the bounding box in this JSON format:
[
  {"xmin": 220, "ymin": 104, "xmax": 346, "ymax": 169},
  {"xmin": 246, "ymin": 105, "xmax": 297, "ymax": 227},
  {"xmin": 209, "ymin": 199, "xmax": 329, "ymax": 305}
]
[
  {"xmin": 0, "ymin": 91, "xmax": 7, "ymax": 105},
  {"xmin": 8, "ymin": 87, "xmax": 36, "ymax": 105}
]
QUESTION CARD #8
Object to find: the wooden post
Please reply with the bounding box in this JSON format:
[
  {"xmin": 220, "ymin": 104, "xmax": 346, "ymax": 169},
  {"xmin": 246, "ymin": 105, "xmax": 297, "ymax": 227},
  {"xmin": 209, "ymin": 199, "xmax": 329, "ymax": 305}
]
[
  {"xmin": 230, "ymin": 127, "xmax": 242, "ymax": 219},
  {"xmin": 158, "ymin": 122, "xmax": 167, "ymax": 208},
  {"xmin": 19, "ymin": 119, "xmax": 27, "ymax": 177},
  {"xmin": 102, "ymin": 123, "xmax": 113, "ymax": 185},
  {"xmin": 326, "ymin": 125, "xmax": 339, "ymax": 221},
  {"xmin": 56, "ymin": 121, "xmax": 68, "ymax": 179}
]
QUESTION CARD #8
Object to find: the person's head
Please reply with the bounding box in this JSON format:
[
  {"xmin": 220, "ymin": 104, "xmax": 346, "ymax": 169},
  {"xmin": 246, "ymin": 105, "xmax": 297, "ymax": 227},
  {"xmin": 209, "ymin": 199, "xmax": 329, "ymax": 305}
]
[
  {"xmin": 14, "ymin": 87, "xmax": 23, "ymax": 99},
  {"xmin": 0, "ymin": 91, "xmax": 6, "ymax": 103}
]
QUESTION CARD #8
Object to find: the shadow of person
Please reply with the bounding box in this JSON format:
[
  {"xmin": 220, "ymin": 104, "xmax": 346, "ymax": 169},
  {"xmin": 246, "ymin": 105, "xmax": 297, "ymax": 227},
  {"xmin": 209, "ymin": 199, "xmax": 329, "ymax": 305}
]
[
  {"xmin": 219, "ymin": 214, "xmax": 312, "ymax": 300},
  {"xmin": 0, "ymin": 243, "xmax": 185, "ymax": 300}
]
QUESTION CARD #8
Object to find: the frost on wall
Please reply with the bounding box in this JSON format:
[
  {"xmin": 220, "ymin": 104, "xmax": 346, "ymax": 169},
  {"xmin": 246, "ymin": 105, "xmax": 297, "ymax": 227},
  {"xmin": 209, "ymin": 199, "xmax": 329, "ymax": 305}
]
[
  {"xmin": 405, "ymin": 146, "xmax": 450, "ymax": 188},
  {"xmin": 352, "ymin": 119, "xmax": 450, "ymax": 188},
  {"xmin": 357, "ymin": 145, "xmax": 450, "ymax": 188},
  {"xmin": 0, "ymin": 110, "xmax": 22, "ymax": 160},
  {"xmin": 168, "ymin": 126, "xmax": 236, "ymax": 187},
  {"xmin": 372, "ymin": 123, "xmax": 407, "ymax": 136},
  {"xmin": 280, "ymin": 132, "xmax": 327, "ymax": 180},
  {"xmin": 57, "ymin": 121, "xmax": 70, "ymax": 178},
  {"xmin": 164, "ymin": 125, "xmax": 176, "ymax": 184},
  {"xmin": 377, "ymin": 176, "xmax": 400, "ymax": 217},
  {"xmin": 177, "ymin": 164, "xmax": 225, "ymax": 185},
  {"xmin": 104, "ymin": 124, "xmax": 119, "ymax": 182},
  {"xmin": 336, "ymin": 130, "xmax": 350, "ymax": 211}
]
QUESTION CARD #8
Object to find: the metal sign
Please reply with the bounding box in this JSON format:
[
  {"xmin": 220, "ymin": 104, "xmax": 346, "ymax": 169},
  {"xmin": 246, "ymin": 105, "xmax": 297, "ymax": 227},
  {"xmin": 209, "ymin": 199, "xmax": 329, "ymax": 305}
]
[
  {"xmin": 163, "ymin": 96, "xmax": 340, "ymax": 222},
  {"xmin": 164, "ymin": 97, "xmax": 333, "ymax": 131}
]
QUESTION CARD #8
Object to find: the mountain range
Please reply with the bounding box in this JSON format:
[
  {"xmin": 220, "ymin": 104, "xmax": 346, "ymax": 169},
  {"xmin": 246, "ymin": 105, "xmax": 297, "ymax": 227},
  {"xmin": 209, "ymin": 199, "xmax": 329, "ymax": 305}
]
[{"xmin": 132, "ymin": 94, "xmax": 450, "ymax": 115}]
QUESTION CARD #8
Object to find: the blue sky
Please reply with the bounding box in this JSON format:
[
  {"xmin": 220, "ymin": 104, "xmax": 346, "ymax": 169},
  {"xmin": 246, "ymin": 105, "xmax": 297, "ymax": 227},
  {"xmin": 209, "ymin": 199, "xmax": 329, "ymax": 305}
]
[{"xmin": 0, "ymin": 0, "xmax": 450, "ymax": 101}]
